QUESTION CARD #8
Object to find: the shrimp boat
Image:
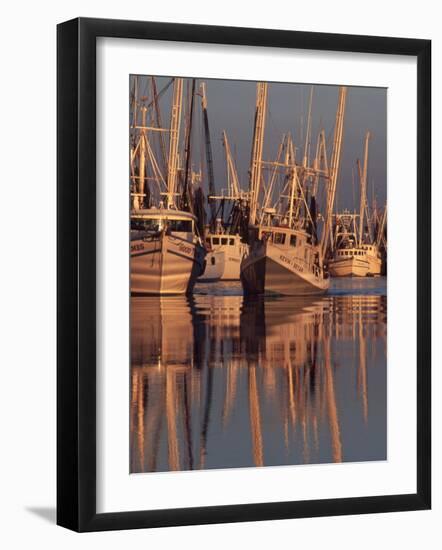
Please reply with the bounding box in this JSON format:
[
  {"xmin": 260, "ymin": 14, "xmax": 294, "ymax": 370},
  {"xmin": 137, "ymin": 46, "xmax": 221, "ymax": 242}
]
[
  {"xmin": 131, "ymin": 208, "xmax": 205, "ymax": 294},
  {"xmin": 329, "ymin": 252, "xmax": 370, "ymax": 277},
  {"xmin": 130, "ymin": 76, "xmax": 206, "ymax": 295},
  {"xmin": 201, "ymin": 229, "xmax": 248, "ymax": 281},
  {"xmin": 193, "ymin": 92, "xmax": 249, "ymax": 282},
  {"xmin": 328, "ymin": 211, "xmax": 370, "ymax": 277},
  {"xmin": 201, "ymin": 140, "xmax": 250, "ymax": 282},
  {"xmin": 241, "ymin": 84, "xmax": 347, "ymax": 296},
  {"xmin": 328, "ymin": 132, "xmax": 383, "ymax": 277},
  {"xmin": 328, "ymin": 233, "xmax": 382, "ymax": 277},
  {"xmin": 241, "ymin": 220, "xmax": 328, "ymax": 295}
]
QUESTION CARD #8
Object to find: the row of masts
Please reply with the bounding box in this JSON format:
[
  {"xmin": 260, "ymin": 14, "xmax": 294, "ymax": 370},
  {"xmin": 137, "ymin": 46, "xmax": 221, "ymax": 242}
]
[
  {"xmin": 246, "ymin": 82, "xmax": 348, "ymax": 272},
  {"xmin": 130, "ymin": 76, "xmax": 386, "ymax": 266},
  {"xmin": 130, "ymin": 77, "xmax": 201, "ymax": 214},
  {"xmin": 331, "ymin": 129, "xmax": 387, "ymax": 257}
]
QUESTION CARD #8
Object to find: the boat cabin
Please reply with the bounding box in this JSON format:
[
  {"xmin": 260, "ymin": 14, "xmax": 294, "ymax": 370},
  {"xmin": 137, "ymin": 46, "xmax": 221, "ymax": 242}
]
[
  {"xmin": 335, "ymin": 249, "xmax": 366, "ymax": 257},
  {"xmin": 361, "ymin": 244, "xmax": 379, "ymax": 255},
  {"xmin": 131, "ymin": 208, "xmax": 196, "ymax": 234},
  {"xmin": 257, "ymin": 226, "xmax": 311, "ymax": 249},
  {"xmin": 205, "ymin": 234, "xmax": 240, "ymax": 247}
]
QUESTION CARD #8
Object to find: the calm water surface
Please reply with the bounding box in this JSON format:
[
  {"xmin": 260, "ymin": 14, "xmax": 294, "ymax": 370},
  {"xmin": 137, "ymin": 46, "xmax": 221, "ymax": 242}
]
[{"xmin": 130, "ymin": 278, "xmax": 387, "ymax": 473}]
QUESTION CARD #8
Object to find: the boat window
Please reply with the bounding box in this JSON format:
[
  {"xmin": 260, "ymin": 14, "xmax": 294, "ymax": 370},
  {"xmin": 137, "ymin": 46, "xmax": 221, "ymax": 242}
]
[
  {"xmin": 221, "ymin": 238, "xmax": 228, "ymax": 245},
  {"xmin": 274, "ymin": 232, "xmax": 286, "ymax": 245},
  {"xmin": 168, "ymin": 219, "xmax": 193, "ymax": 232},
  {"xmin": 211, "ymin": 257, "xmax": 216, "ymax": 265},
  {"xmin": 290, "ymin": 235, "xmax": 297, "ymax": 247},
  {"xmin": 131, "ymin": 218, "xmax": 162, "ymax": 231},
  {"xmin": 229, "ymin": 238, "xmax": 234, "ymax": 246},
  {"xmin": 212, "ymin": 237, "xmax": 220, "ymax": 245}
]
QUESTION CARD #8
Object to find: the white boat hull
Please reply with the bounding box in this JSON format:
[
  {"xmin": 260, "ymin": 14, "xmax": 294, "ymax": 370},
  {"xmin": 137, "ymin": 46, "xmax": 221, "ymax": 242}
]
[
  {"xmin": 219, "ymin": 247, "xmax": 243, "ymax": 280},
  {"xmin": 241, "ymin": 241, "xmax": 329, "ymax": 296},
  {"xmin": 199, "ymin": 236, "xmax": 247, "ymax": 281},
  {"xmin": 199, "ymin": 250, "xmax": 226, "ymax": 282},
  {"xmin": 366, "ymin": 255, "xmax": 382, "ymax": 276},
  {"xmin": 199, "ymin": 248, "xmax": 244, "ymax": 281},
  {"xmin": 131, "ymin": 232, "xmax": 205, "ymax": 295},
  {"xmin": 329, "ymin": 256, "xmax": 369, "ymax": 277}
]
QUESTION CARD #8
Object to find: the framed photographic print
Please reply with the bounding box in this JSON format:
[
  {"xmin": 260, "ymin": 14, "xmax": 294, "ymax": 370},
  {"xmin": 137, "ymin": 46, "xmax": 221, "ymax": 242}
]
[{"xmin": 57, "ymin": 17, "xmax": 431, "ymax": 532}]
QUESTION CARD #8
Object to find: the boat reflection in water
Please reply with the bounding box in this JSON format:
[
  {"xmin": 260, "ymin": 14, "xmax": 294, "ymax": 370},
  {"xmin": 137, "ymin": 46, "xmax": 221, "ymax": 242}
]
[{"xmin": 130, "ymin": 281, "xmax": 387, "ymax": 473}]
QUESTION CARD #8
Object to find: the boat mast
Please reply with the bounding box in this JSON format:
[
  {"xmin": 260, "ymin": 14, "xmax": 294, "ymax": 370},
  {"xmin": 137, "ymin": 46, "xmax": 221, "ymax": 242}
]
[
  {"xmin": 151, "ymin": 77, "xmax": 168, "ymax": 179},
  {"xmin": 358, "ymin": 131, "xmax": 371, "ymax": 246},
  {"xmin": 288, "ymin": 141, "xmax": 298, "ymax": 227},
  {"xmin": 200, "ymin": 82, "xmax": 217, "ymax": 228},
  {"xmin": 166, "ymin": 78, "xmax": 183, "ymax": 208},
  {"xmin": 136, "ymin": 106, "xmax": 147, "ymax": 210},
  {"xmin": 260, "ymin": 134, "xmax": 286, "ymax": 217},
  {"xmin": 222, "ymin": 130, "xmax": 241, "ymax": 198},
  {"xmin": 376, "ymin": 203, "xmax": 387, "ymax": 248},
  {"xmin": 321, "ymin": 87, "xmax": 347, "ymax": 258},
  {"xmin": 182, "ymin": 78, "xmax": 197, "ymax": 211},
  {"xmin": 249, "ymin": 82, "xmax": 268, "ymax": 225},
  {"xmin": 302, "ymin": 86, "xmax": 314, "ymax": 169}
]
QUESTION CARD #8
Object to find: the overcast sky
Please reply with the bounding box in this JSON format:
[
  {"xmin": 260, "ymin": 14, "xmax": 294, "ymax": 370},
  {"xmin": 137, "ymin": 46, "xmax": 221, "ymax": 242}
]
[{"xmin": 131, "ymin": 76, "xmax": 387, "ymax": 211}]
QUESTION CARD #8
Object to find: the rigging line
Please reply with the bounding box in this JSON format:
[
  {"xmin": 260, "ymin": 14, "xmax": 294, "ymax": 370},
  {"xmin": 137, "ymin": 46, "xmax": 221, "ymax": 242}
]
[{"xmin": 136, "ymin": 77, "xmax": 175, "ymax": 114}]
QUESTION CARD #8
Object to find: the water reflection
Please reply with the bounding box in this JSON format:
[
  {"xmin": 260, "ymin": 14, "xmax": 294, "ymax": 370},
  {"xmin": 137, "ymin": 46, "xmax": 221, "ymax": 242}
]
[{"xmin": 130, "ymin": 282, "xmax": 387, "ymax": 473}]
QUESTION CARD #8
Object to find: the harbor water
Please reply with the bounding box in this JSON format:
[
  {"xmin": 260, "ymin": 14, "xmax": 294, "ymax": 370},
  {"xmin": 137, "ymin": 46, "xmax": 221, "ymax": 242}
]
[{"xmin": 130, "ymin": 277, "xmax": 387, "ymax": 473}]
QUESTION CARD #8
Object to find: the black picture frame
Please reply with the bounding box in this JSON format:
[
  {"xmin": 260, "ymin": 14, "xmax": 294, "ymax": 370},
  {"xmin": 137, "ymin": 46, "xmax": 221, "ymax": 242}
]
[{"xmin": 57, "ymin": 17, "xmax": 431, "ymax": 532}]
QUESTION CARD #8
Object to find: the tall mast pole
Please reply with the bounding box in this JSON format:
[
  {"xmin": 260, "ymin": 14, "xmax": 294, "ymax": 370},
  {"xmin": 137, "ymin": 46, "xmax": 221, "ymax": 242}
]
[
  {"xmin": 223, "ymin": 130, "xmax": 240, "ymax": 198},
  {"xmin": 321, "ymin": 86, "xmax": 347, "ymax": 258},
  {"xmin": 136, "ymin": 106, "xmax": 147, "ymax": 210},
  {"xmin": 376, "ymin": 203, "xmax": 387, "ymax": 248},
  {"xmin": 249, "ymin": 82, "xmax": 268, "ymax": 225},
  {"xmin": 358, "ymin": 131, "xmax": 370, "ymax": 246},
  {"xmin": 151, "ymin": 77, "xmax": 168, "ymax": 179},
  {"xmin": 200, "ymin": 82, "xmax": 217, "ymax": 227},
  {"xmin": 288, "ymin": 166, "xmax": 297, "ymax": 228},
  {"xmin": 303, "ymin": 86, "xmax": 314, "ymax": 169},
  {"xmin": 182, "ymin": 78, "xmax": 196, "ymax": 210},
  {"xmin": 167, "ymin": 78, "xmax": 183, "ymax": 208}
]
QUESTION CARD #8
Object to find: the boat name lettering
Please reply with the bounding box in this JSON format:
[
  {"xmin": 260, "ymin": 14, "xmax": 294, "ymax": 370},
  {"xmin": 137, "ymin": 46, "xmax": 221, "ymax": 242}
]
[
  {"xmin": 280, "ymin": 254, "xmax": 304, "ymax": 272},
  {"xmin": 177, "ymin": 243, "xmax": 192, "ymax": 255}
]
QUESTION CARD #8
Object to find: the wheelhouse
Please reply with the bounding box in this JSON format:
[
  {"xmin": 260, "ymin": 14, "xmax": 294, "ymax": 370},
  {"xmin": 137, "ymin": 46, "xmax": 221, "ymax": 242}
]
[
  {"xmin": 131, "ymin": 208, "xmax": 196, "ymax": 234},
  {"xmin": 205, "ymin": 234, "xmax": 240, "ymax": 247},
  {"xmin": 257, "ymin": 226, "xmax": 311, "ymax": 249}
]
